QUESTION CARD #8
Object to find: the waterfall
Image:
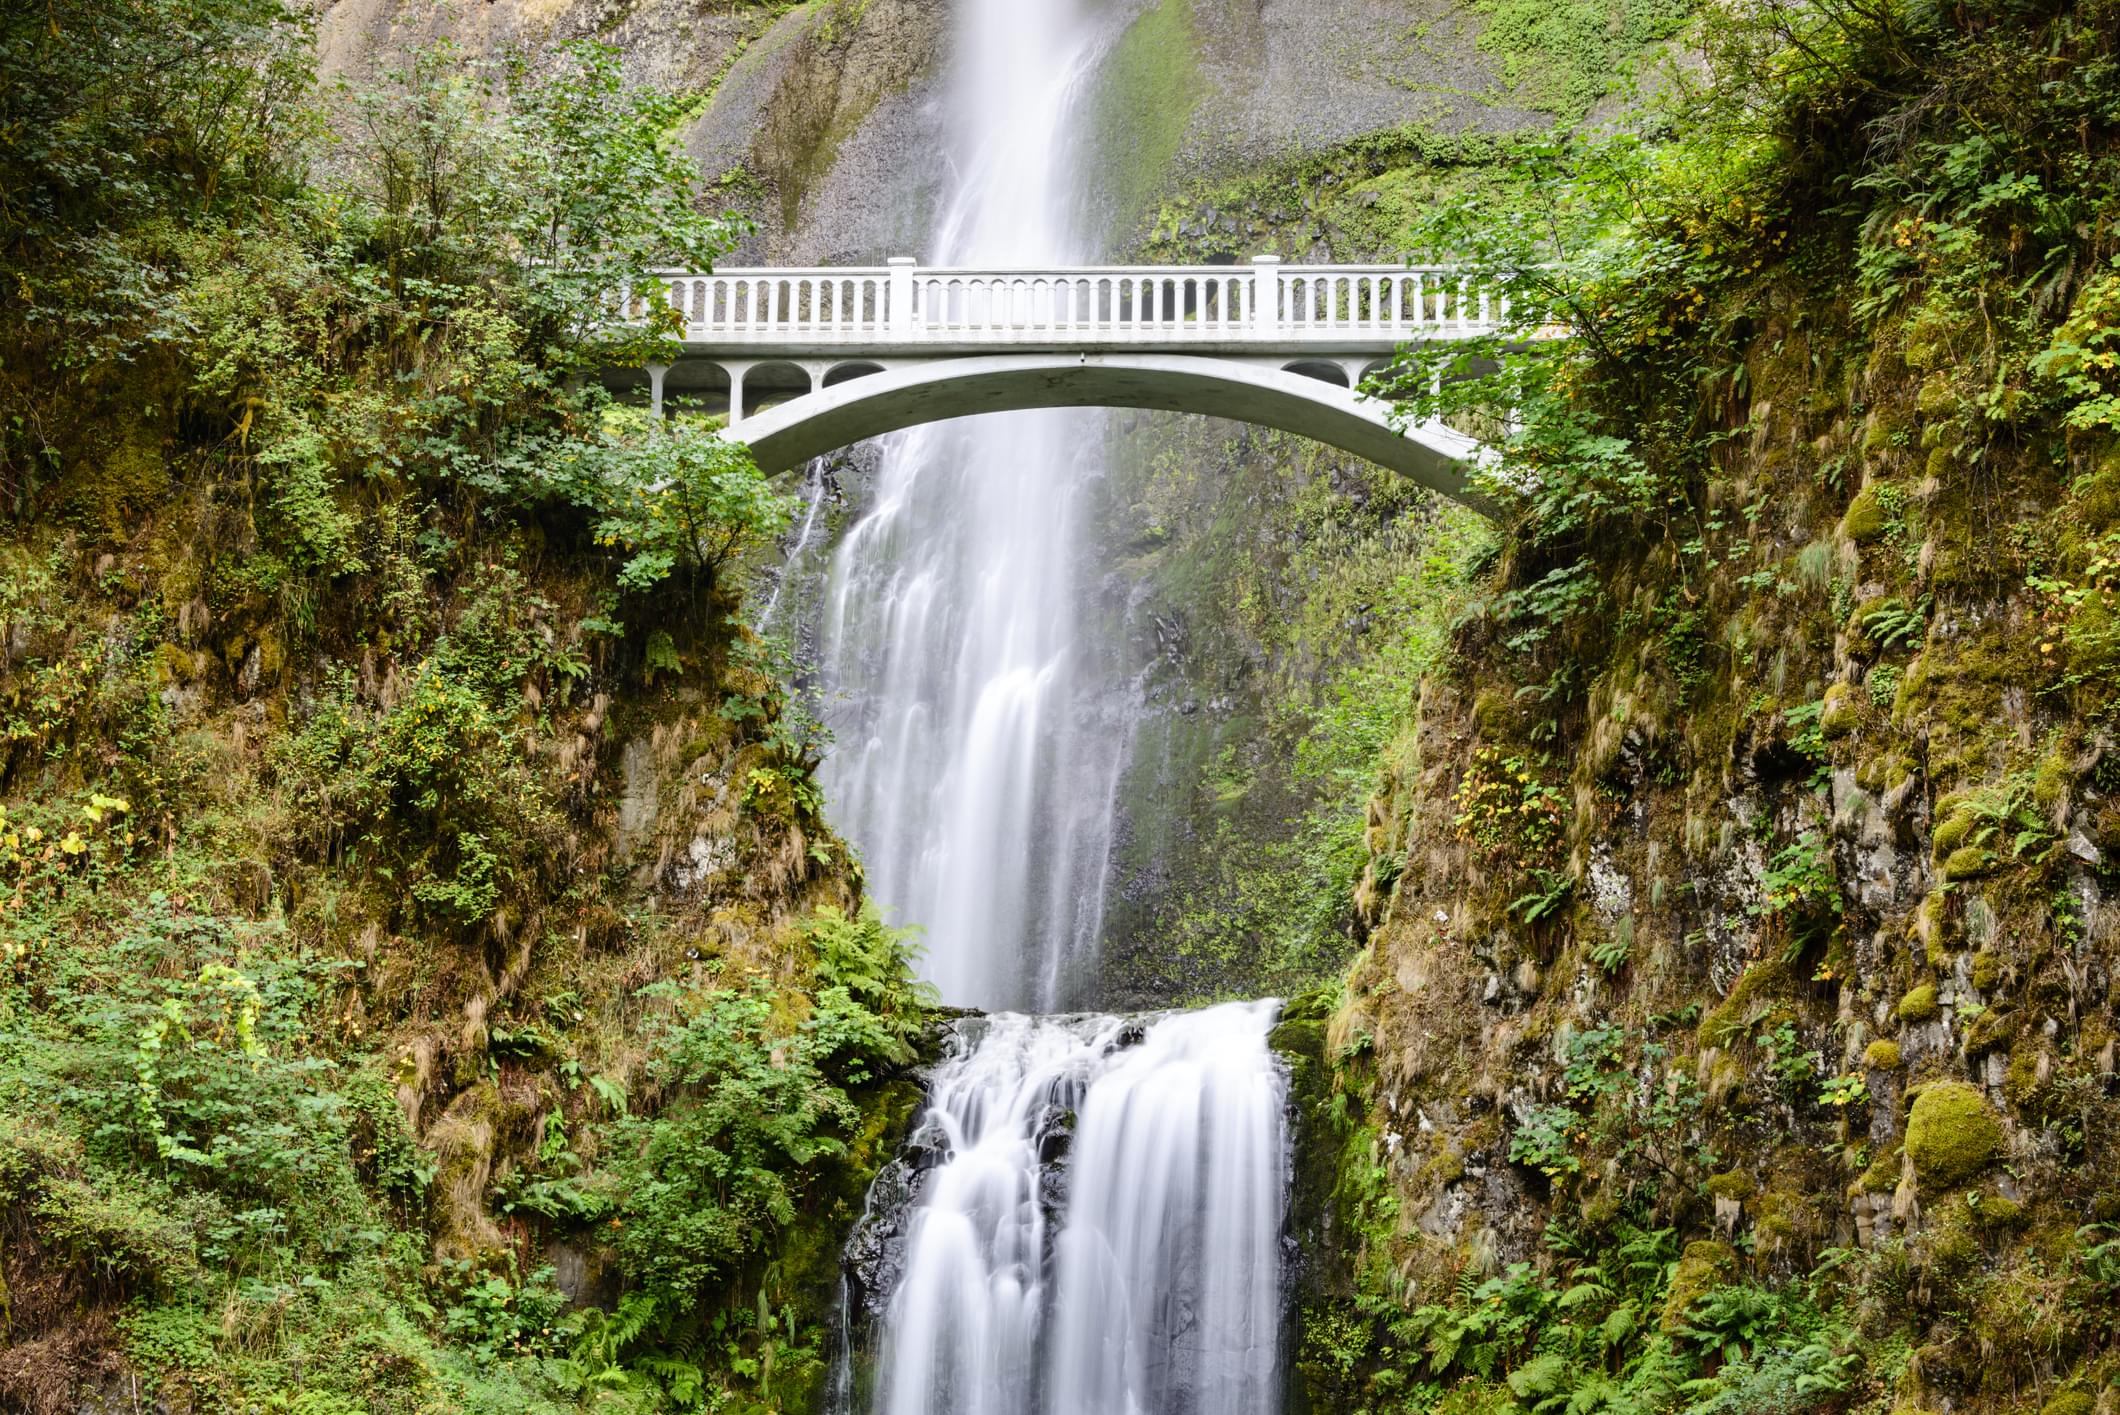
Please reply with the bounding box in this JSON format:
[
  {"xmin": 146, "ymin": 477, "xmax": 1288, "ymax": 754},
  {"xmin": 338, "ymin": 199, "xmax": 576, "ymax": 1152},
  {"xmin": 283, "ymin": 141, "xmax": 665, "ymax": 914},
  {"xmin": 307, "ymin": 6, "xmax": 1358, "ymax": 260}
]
[
  {"xmin": 812, "ymin": 2, "xmax": 1294, "ymax": 1410},
  {"xmin": 814, "ymin": 0, "xmax": 1131, "ymax": 1013},
  {"xmin": 856, "ymin": 1004, "xmax": 1288, "ymax": 1415}
]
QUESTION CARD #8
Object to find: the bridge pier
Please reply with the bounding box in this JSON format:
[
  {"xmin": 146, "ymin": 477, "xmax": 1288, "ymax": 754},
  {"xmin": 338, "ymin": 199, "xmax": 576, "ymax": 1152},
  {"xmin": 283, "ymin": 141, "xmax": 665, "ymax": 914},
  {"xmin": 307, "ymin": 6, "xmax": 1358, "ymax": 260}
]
[{"xmin": 722, "ymin": 360, "xmax": 750, "ymax": 426}]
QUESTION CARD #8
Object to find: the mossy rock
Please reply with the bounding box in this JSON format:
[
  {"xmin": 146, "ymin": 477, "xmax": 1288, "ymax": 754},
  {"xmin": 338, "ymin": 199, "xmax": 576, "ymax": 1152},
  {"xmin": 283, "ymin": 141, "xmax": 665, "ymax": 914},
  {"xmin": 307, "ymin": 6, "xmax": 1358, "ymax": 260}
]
[
  {"xmin": 1969, "ymin": 950, "xmax": 2004, "ymax": 993},
  {"xmin": 1705, "ymin": 1171, "xmax": 1757, "ymax": 1201},
  {"xmin": 1905, "ymin": 1081, "xmax": 2003, "ymax": 1192},
  {"xmin": 1864, "ymin": 1039, "xmax": 1903, "ymax": 1070},
  {"xmin": 2040, "ymin": 1394, "xmax": 2096, "ymax": 1415},
  {"xmin": 1942, "ymin": 843, "xmax": 2001, "ymax": 881},
  {"xmin": 1471, "ymin": 687, "xmax": 1516, "ymax": 737},
  {"xmin": 1661, "ymin": 1240, "xmax": 1736, "ymax": 1331},
  {"xmin": 1916, "ymin": 372, "xmax": 1958, "ymax": 417},
  {"xmin": 1930, "ymin": 809, "xmax": 1974, "ymax": 860},
  {"xmin": 1842, "ymin": 485, "xmax": 1891, "ymax": 543},
  {"xmin": 1856, "ymin": 751, "xmax": 1913, "ymax": 793},
  {"xmin": 1911, "ymin": 888, "xmax": 1956, "ymax": 958},
  {"xmin": 1698, "ymin": 958, "xmax": 1792, "ymax": 1049},
  {"xmin": 1967, "ymin": 1190, "xmax": 2025, "ymax": 1232},
  {"xmin": 1897, "ymin": 984, "xmax": 1940, "ymax": 1024},
  {"xmin": 1862, "ymin": 413, "xmax": 1904, "ymax": 455},
  {"xmin": 1965, "ymin": 1006, "xmax": 2018, "ymax": 1057},
  {"xmin": 1752, "ymin": 1188, "xmax": 1811, "ymax": 1246},
  {"xmin": 1901, "ymin": 307, "xmax": 1961, "ymax": 372},
  {"xmin": 2032, "ymin": 751, "xmax": 2075, "ymax": 809},
  {"xmin": 1856, "ymin": 1145, "xmax": 1902, "ymax": 1195},
  {"xmin": 1820, "ymin": 681, "xmax": 1860, "ymax": 738}
]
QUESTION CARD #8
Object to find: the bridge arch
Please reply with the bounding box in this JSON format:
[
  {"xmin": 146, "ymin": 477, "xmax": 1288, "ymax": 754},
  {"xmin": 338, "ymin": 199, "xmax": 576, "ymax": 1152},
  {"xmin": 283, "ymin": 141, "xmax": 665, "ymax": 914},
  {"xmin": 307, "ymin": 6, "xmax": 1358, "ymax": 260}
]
[
  {"xmin": 823, "ymin": 360, "xmax": 887, "ymax": 388},
  {"xmin": 719, "ymin": 353, "xmax": 1497, "ymax": 514},
  {"xmin": 1282, "ymin": 359, "xmax": 1351, "ymax": 388}
]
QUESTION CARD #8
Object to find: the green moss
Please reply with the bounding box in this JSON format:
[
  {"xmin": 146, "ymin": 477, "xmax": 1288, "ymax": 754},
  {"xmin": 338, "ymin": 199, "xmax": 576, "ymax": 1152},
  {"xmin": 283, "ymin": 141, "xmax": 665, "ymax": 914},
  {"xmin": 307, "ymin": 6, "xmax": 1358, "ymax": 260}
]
[
  {"xmin": 1698, "ymin": 958, "xmax": 1791, "ymax": 1049},
  {"xmin": 1472, "ymin": 687, "xmax": 1516, "ymax": 737},
  {"xmin": 1969, "ymin": 950, "xmax": 2004, "ymax": 993},
  {"xmin": 1856, "ymin": 1145, "xmax": 1902, "ymax": 1195},
  {"xmin": 1930, "ymin": 809, "xmax": 1974, "ymax": 859},
  {"xmin": 151, "ymin": 642, "xmax": 201, "ymax": 685},
  {"xmin": 1968, "ymin": 1190, "xmax": 2026, "ymax": 1231},
  {"xmin": 1752, "ymin": 1189, "xmax": 1806, "ymax": 1245},
  {"xmin": 2032, "ymin": 751, "xmax": 2074, "ymax": 809},
  {"xmin": 1862, "ymin": 411, "xmax": 1904, "ymax": 455},
  {"xmin": 1087, "ymin": 0, "xmax": 1201, "ymax": 236},
  {"xmin": 1913, "ymin": 888, "xmax": 1957, "ymax": 963},
  {"xmin": 60, "ymin": 424, "xmax": 171, "ymax": 536},
  {"xmin": 1661, "ymin": 1240, "xmax": 1735, "ymax": 1331},
  {"xmin": 1905, "ymin": 1081, "xmax": 2003, "ymax": 1192},
  {"xmin": 1916, "ymin": 373, "xmax": 1958, "ymax": 417},
  {"xmin": 1965, "ymin": 1006, "xmax": 2017, "ymax": 1056},
  {"xmin": 1942, "ymin": 844, "xmax": 1999, "ymax": 880},
  {"xmin": 1820, "ymin": 681, "xmax": 1860, "ymax": 737},
  {"xmin": 1864, "ymin": 1039, "xmax": 1903, "ymax": 1069},
  {"xmin": 2040, "ymin": 1394, "xmax": 2096, "ymax": 1415},
  {"xmin": 1896, "ymin": 984, "xmax": 1940, "ymax": 1024},
  {"xmin": 1856, "ymin": 750, "xmax": 1912, "ymax": 792},
  {"xmin": 1705, "ymin": 1170, "xmax": 1757, "ymax": 1201},
  {"xmin": 1842, "ymin": 485, "xmax": 1891, "ymax": 543}
]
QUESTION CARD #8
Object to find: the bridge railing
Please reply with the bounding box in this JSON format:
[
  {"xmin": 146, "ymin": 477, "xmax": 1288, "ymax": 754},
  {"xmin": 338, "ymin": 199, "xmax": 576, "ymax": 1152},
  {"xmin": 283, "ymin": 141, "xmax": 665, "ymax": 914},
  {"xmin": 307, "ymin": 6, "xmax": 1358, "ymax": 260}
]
[{"xmin": 619, "ymin": 258, "xmax": 1508, "ymax": 345}]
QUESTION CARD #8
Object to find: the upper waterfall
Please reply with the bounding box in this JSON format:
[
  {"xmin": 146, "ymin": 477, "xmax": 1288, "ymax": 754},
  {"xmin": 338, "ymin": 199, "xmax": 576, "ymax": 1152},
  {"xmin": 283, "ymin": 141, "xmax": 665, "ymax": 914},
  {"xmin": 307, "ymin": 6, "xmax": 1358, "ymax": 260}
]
[{"xmin": 813, "ymin": 0, "xmax": 1134, "ymax": 1011}]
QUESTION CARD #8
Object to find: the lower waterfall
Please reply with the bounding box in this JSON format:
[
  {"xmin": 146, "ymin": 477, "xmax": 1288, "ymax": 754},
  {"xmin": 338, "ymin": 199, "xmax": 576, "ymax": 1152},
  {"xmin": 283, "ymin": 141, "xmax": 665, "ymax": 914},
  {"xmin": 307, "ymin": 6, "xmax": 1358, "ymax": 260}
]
[{"xmin": 843, "ymin": 1001, "xmax": 1288, "ymax": 1415}]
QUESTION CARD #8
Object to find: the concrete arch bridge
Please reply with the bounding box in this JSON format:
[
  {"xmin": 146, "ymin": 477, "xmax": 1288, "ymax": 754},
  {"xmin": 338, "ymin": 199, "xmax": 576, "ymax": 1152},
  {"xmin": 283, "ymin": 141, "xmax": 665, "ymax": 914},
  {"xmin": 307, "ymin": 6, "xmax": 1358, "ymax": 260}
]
[{"xmin": 612, "ymin": 256, "xmax": 1515, "ymax": 514}]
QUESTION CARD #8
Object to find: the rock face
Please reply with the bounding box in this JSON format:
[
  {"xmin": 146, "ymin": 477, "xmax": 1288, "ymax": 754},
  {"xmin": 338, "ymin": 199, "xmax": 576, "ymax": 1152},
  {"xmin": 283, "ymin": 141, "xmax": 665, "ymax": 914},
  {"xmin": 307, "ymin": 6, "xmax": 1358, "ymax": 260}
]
[{"xmin": 316, "ymin": 0, "xmax": 1544, "ymax": 260}]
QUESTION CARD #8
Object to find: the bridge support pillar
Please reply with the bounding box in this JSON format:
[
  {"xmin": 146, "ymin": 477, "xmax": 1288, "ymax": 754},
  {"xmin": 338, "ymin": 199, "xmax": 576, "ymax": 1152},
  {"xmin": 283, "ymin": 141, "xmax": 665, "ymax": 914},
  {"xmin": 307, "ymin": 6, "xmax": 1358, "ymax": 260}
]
[
  {"xmin": 1251, "ymin": 254, "xmax": 1281, "ymax": 336},
  {"xmin": 721, "ymin": 361, "xmax": 753, "ymax": 427},
  {"xmin": 644, "ymin": 363, "xmax": 669, "ymax": 419},
  {"xmin": 888, "ymin": 257, "xmax": 916, "ymax": 337}
]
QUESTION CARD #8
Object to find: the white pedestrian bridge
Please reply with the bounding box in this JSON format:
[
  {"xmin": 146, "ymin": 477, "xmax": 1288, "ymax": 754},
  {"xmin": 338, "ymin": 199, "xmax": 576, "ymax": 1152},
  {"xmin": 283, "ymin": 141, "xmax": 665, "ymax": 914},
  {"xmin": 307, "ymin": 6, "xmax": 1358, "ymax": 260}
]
[{"xmin": 616, "ymin": 256, "xmax": 1515, "ymax": 513}]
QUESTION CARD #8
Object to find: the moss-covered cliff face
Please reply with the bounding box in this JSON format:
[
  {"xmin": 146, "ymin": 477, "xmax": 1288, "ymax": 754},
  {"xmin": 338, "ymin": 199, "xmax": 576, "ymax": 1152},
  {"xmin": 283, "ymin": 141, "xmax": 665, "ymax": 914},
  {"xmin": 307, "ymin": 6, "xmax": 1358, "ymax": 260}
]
[
  {"xmin": 1256, "ymin": 2, "xmax": 2120, "ymax": 1410},
  {"xmin": 0, "ymin": 16, "xmax": 933, "ymax": 1409}
]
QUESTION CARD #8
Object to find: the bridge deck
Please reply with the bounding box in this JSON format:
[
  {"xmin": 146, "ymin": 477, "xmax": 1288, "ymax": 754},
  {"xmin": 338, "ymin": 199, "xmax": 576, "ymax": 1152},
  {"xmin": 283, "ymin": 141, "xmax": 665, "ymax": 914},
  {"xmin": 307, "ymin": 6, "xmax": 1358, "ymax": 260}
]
[{"xmin": 626, "ymin": 258, "xmax": 1508, "ymax": 356}]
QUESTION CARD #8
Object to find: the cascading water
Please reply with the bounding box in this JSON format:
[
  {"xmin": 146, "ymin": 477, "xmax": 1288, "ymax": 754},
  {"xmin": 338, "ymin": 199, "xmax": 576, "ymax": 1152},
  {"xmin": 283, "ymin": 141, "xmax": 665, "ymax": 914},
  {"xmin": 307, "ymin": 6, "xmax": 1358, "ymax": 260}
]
[
  {"xmin": 811, "ymin": 2, "xmax": 1295, "ymax": 1409},
  {"xmin": 855, "ymin": 1004, "xmax": 1288, "ymax": 1415},
  {"xmin": 814, "ymin": 0, "xmax": 1130, "ymax": 1013}
]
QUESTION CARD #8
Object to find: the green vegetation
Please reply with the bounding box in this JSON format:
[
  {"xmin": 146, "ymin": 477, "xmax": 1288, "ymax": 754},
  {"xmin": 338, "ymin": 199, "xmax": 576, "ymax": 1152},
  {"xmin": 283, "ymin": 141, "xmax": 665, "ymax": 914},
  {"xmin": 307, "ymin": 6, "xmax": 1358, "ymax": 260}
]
[
  {"xmin": 0, "ymin": 1, "xmax": 925, "ymax": 1407},
  {"xmin": 1292, "ymin": 0, "xmax": 2120, "ymax": 1408},
  {"xmin": 1094, "ymin": 423, "xmax": 1491, "ymax": 1002}
]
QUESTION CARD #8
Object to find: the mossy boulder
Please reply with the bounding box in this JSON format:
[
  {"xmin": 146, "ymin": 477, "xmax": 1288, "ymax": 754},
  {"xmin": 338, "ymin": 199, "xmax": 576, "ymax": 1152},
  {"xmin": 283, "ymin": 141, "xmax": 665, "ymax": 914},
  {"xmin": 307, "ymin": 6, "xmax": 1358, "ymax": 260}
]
[
  {"xmin": 2040, "ymin": 1394, "xmax": 2096, "ymax": 1415},
  {"xmin": 1897, "ymin": 984, "xmax": 1940, "ymax": 1024},
  {"xmin": 1843, "ymin": 485, "xmax": 1891, "ymax": 543},
  {"xmin": 1661, "ymin": 1240, "xmax": 1736, "ymax": 1331},
  {"xmin": 1905, "ymin": 1081, "xmax": 2003, "ymax": 1192},
  {"xmin": 1820, "ymin": 681, "xmax": 1861, "ymax": 738},
  {"xmin": 1864, "ymin": 1039, "xmax": 1903, "ymax": 1070}
]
